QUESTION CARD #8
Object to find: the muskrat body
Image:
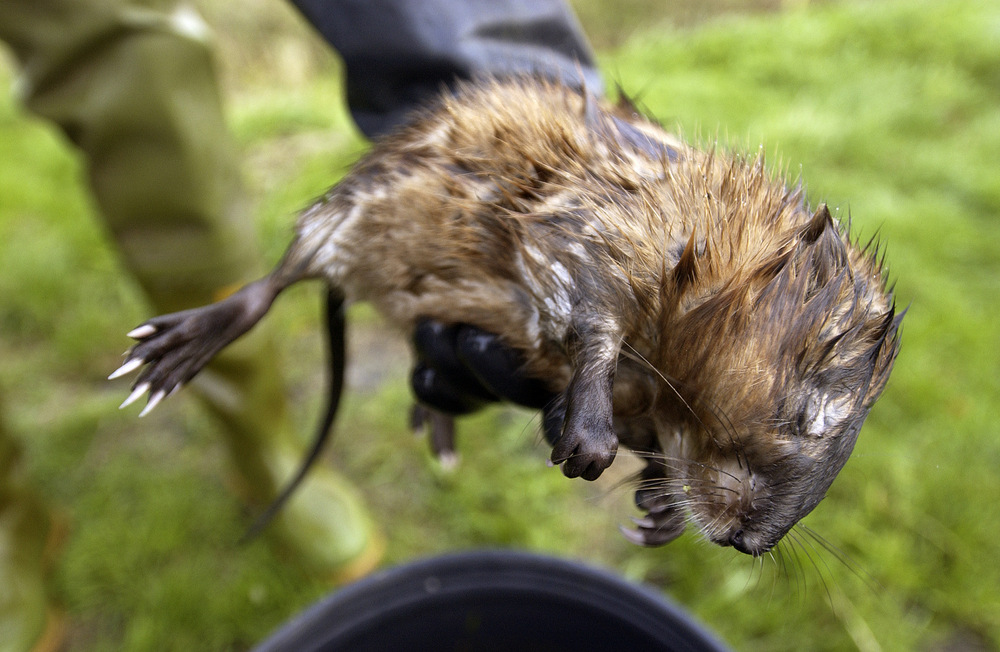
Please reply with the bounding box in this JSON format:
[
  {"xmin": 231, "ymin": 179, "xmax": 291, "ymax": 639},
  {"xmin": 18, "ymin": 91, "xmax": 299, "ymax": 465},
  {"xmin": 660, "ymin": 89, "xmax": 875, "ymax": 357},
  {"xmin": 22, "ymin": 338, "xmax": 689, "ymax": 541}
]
[{"xmin": 112, "ymin": 78, "xmax": 901, "ymax": 556}]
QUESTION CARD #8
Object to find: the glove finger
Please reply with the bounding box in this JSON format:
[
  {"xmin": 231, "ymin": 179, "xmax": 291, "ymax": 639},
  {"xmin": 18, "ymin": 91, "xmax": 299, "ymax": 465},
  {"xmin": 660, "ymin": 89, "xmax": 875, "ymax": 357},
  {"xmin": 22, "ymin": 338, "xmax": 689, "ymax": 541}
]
[
  {"xmin": 410, "ymin": 361, "xmax": 487, "ymax": 415},
  {"xmin": 455, "ymin": 325, "xmax": 555, "ymax": 409},
  {"xmin": 413, "ymin": 319, "xmax": 497, "ymax": 402}
]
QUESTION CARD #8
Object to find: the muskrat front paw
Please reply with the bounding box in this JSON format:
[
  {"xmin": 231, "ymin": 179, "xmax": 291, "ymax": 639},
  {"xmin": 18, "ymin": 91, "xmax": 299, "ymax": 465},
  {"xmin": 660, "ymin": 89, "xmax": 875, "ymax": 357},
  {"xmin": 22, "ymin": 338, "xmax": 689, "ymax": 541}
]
[
  {"xmin": 551, "ymin": 358, "xmax": 619, "ymax": 480},
  {"xmin": 619, "ymin": 506, "xmax": 686, "ymax": 547},
  {"xmin": 620, "ymin": 460, "xmax": 687, "ymax": 546},
  {"xmin": 550, "ymin": 425, "xmax": 618, "ymax": 480}
]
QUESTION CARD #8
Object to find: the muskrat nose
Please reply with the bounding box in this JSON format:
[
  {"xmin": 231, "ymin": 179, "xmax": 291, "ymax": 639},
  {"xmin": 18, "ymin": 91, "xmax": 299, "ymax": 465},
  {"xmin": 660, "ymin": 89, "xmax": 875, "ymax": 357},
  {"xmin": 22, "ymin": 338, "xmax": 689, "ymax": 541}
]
[
  {"xmin": 727, "ymin": 529, "xmax": 772, "ymax": 556},
  {"xmin": 729, "ymin": 530, "xmax": 752, "ymax": 555}
]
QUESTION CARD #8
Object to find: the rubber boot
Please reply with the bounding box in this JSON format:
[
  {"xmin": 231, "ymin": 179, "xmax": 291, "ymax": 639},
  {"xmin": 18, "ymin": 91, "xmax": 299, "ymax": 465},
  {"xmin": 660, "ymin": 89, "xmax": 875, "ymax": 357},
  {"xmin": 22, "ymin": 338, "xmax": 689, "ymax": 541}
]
[{"xmin": 0, "ymin": 0, "xmax": 379, "ymax": 578}]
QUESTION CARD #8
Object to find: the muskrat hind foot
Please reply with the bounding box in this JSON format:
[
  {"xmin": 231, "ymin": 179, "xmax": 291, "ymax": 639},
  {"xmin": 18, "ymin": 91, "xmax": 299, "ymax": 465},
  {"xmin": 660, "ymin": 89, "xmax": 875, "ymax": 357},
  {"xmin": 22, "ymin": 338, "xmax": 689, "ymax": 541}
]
[{"xmin": 109, "ymin": 276, "xmax": 281, "ymax": 415}]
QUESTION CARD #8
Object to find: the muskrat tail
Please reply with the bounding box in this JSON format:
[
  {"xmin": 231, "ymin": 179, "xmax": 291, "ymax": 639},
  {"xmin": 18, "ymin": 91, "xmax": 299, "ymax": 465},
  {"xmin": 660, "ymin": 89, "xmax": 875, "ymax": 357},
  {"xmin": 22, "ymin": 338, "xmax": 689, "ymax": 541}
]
[{"xmin": 239, "ymin": 287, "xmax": 347, "ymax": 543}]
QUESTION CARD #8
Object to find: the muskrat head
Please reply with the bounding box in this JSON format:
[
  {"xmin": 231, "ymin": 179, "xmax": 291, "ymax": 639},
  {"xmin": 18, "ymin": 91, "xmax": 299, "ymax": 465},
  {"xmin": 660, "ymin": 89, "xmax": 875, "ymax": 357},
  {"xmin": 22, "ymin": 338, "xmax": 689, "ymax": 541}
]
[{"xmin": 638, "ymin": 206, "xmax": 902, "ymax": 556}]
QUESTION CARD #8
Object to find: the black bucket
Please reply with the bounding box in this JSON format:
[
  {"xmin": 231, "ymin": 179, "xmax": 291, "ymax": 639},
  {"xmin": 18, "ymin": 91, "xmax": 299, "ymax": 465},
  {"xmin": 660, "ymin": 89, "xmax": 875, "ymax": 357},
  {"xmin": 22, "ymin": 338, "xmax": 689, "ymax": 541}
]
[{"xmin": 253, "ymin": 549, "xmax": 730, "ymax": 652}]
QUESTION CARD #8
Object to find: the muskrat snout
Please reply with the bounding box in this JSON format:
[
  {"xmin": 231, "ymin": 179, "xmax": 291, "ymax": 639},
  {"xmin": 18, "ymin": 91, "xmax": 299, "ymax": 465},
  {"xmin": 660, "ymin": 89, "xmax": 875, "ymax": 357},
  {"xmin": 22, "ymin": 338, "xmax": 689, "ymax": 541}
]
[
  {"xmin": 690, "ymin": 462, "xmax": 780, "ymax": 556},
  {"xmin": 719, "ymin": 524, "xmax": 781, "ymax": 557}
]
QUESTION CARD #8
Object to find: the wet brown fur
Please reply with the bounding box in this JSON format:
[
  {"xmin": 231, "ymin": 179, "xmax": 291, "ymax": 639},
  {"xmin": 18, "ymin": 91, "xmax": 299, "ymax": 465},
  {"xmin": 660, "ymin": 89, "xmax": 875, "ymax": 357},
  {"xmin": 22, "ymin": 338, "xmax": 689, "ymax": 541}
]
[{"xmin": 120, "ymin": 78, "xmax": 902, "ymax": 555}]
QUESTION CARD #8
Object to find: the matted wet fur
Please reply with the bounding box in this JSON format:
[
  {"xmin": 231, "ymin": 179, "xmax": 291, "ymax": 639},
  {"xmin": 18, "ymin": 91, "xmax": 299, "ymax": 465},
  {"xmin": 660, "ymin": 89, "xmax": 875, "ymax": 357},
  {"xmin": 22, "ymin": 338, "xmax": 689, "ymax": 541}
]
[{"xmin": 111, "ymin": 78, "xmax": 902, "ymax": 556}]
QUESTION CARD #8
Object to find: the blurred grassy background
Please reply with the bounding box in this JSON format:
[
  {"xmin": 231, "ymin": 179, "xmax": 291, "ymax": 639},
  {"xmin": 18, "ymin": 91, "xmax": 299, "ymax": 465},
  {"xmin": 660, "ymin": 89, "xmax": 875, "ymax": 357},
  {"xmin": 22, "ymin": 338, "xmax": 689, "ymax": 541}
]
[{"xmin": 1, "ymin": 0, "xmax": 998, "ymax": 649}]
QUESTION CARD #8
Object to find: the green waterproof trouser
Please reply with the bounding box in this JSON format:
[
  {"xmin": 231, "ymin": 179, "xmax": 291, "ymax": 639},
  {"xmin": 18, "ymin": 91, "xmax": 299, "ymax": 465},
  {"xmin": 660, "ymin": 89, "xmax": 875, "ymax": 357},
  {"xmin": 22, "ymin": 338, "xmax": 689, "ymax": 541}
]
[
  {"xmin": 0, "ymin": 2, "xmax": 370, "ymax": 620},
  {"xmin": 1, "ymin": 0, "xmax": 291, "ymax": 504},
  {"xmin": 0, "ymin": 399, "xmax": 53, "ymax": 652}
]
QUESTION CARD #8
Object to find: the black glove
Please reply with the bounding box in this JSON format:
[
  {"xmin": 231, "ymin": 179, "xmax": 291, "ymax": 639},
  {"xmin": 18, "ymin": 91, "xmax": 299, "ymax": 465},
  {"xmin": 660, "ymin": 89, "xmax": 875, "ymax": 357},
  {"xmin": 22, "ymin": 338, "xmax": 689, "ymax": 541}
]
[{"xmin": 410, "ymin": 319, "xmax": 566, "ymax": 454}]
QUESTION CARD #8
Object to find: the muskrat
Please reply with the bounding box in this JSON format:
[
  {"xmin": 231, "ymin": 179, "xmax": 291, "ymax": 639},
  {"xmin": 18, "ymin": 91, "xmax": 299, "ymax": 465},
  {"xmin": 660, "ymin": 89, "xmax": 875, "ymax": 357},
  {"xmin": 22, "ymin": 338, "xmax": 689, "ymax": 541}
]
[{"xmin": 110, "ymin": 77, "xmax": 902, "ymax": 556}]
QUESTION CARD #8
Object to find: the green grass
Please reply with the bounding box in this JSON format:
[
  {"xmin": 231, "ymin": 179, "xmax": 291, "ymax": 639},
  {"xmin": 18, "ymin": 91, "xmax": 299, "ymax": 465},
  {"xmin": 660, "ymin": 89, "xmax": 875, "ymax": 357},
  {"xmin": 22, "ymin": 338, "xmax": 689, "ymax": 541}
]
[{"xmin": 1, "ymin": 0, "xmax": 998, "ymax": 649}]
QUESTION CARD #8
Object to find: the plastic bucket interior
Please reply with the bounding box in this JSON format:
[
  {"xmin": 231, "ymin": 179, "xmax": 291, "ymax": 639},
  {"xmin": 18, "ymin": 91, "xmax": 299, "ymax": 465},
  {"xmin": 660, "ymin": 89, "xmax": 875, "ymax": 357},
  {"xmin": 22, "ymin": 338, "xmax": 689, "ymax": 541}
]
[{"xmin": 253, "ymin": 549, "xmax": 730, "ymax": 652}]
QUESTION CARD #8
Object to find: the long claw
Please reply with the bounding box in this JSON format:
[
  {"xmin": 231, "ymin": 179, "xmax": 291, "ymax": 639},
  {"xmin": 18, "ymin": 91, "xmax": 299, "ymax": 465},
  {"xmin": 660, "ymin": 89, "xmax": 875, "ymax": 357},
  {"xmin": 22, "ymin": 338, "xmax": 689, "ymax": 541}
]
[
  {"xmin": 127, "ymin": 324, "xmax": 157, "ymax": 339},
  {"xmin": 437, "ymin": 450, "xmax": 460, "ymax": 471},
  {"xmin": 630, "ymin": 515, "xmax": 657, "ymax": 529},
  {"xmin": 138, "ymin": 390, "xmax": 166, "ymax": 417},
  {"xmin": 619, "ymin": 524, "xmax": 651, "ymax": 546},
  {"xmin": 108, "ymin": 357, "xmax": 143, "ymax": 380},
  {"xmin": 119, "ymin": 383, "xmax": 150, "ymax": 410},
  {"xmin": 620, "ymin": 510, "xmax": 687, "ymax": 547}
]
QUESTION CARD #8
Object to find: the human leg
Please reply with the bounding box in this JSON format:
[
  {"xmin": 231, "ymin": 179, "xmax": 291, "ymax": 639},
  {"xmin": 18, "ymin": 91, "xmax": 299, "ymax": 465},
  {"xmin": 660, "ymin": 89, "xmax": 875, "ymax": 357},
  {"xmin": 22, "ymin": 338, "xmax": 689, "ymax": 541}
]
[{"xmin": 0, "ymin": 0, "xmax": 377, "ymax": 574}]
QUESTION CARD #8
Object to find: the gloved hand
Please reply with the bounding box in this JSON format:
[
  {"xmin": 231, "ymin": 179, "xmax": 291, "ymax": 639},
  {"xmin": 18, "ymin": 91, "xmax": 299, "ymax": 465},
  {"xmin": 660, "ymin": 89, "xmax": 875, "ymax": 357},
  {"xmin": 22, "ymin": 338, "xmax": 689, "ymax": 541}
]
[{"xmin": 409, "ymin": 319, "xmax": 566, "ymax": 462}]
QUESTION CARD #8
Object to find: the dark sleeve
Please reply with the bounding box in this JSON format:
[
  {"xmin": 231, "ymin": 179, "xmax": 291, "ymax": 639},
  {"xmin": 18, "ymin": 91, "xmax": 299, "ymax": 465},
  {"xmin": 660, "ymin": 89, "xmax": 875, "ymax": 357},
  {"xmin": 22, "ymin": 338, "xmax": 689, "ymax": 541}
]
[{"xmin": 288, "ymin": 0, "xmax": 602, "ymax": 138}]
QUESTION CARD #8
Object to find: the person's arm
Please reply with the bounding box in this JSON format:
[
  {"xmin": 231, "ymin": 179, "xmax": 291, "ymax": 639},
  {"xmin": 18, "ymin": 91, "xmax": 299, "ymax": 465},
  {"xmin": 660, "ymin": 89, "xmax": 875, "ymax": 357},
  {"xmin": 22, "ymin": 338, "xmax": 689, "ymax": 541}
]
[{"xmin": 289, "ymin": 0, "xmax": 602, "ymax": 138}]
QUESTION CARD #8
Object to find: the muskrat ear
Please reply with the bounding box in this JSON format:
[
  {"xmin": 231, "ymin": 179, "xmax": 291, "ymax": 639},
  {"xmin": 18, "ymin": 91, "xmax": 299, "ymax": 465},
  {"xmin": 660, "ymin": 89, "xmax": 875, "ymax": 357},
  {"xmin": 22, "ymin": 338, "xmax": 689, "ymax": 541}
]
[{"xmin": 801, "ymin": 203, "xmax": 834, "ymax": 244}]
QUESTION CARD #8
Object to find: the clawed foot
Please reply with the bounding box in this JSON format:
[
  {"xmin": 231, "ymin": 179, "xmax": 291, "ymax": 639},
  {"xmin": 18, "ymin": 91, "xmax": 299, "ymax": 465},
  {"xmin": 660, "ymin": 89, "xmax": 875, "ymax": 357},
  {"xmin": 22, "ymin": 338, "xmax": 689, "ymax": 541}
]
[
  {"xmin": 619, "ymin": 463, "xmax": 687, "ymax": 546},
  {"xmin": 109, "ymin": 321, "xmax": 185, "ymax": 417},
  {"xmin": 619, "ymin": 483, "xmax": 687, "ymax": 547},
  {"xmin": 109, "ymin": 278, "xmax": 279, "ymax": 416},
  {"xmin": 619, "ymin": 507, "xmax": 686, "ymax": 547}
]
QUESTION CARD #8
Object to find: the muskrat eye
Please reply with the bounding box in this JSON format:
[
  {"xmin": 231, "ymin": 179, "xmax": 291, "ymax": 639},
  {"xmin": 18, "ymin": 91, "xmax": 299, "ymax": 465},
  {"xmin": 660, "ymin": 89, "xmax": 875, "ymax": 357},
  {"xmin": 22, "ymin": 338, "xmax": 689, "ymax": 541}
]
[{"xmin": 794, "ymin": 409, "xmax": 810, "ymax": 437}]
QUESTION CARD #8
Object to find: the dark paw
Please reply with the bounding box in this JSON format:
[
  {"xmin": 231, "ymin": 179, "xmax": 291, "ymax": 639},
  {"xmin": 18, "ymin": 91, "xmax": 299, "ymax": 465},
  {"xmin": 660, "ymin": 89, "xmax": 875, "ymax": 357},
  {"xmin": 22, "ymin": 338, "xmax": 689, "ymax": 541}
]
[
  {"xmin": 551, "ymin": 359, "xmax": 618, "ymax": 480},
  {"xmin": 621, "ymin": 461, "xmax": 687, "ymax": 546},
  {"xmin": 110, "ymin": 310, "xmax": 221, "ymax": 416},
  {"xmin": 549, "ymin": 424, "xmax": 618, "ymax": 481}
]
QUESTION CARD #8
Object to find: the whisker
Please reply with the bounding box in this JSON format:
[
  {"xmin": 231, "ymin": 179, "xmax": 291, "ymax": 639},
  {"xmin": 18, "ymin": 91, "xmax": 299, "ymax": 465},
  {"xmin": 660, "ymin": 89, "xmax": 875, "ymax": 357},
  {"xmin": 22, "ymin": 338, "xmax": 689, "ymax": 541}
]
[
  {"xmin": 777, "ymin": 533, "xmax": 807, "ymax": 599},
  {"xmin": 620, "ymin": 340, "xmax": 704, "ymax": 427},
  {"xmin": 786, "ymin": 527, "xmax": 835, "ymax": 606},
  {"xmin": 798, "ymin": 525, "xmax": 881, "ymax": 594},
  {"xmin": 621, "ymin": 340, "xmax": 754, "ymax": 478}
]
